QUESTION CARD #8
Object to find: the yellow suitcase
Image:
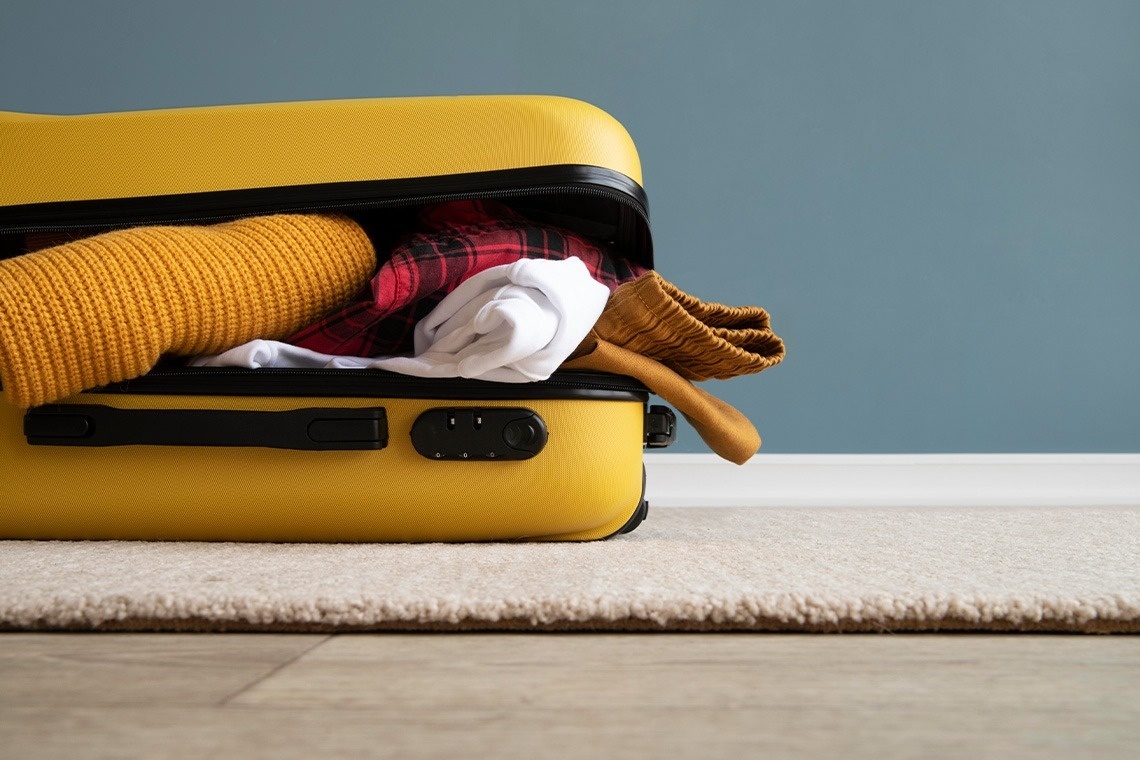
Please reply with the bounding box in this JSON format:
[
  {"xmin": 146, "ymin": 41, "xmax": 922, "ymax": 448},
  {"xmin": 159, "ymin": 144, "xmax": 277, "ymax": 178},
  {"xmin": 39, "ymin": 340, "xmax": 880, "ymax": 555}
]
[{"xmin": 0, "ymin": 95, "xmax": 674, "ymax": 542}]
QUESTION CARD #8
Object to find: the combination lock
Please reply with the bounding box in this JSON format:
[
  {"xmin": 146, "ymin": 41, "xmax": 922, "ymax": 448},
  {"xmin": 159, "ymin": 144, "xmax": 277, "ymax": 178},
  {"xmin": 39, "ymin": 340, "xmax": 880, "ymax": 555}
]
[{"xmin": 410, "ymin": 407, "xmax": 548, "ymax": 461}]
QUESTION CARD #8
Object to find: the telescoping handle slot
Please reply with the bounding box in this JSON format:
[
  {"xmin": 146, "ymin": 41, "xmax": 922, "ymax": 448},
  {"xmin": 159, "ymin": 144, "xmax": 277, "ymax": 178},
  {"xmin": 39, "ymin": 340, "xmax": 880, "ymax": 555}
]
[{"xmin": 23, "ymin": 404, "xmax": 388, "ymax": 451}]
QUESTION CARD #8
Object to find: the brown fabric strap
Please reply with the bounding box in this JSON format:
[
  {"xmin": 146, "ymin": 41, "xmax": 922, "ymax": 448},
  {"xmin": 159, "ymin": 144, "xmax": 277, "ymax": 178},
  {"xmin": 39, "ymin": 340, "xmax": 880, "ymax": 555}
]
[
  {"xmin": 562, "ymin": 339, "xmax": 760, "ymax": 464},
  {"xmin": 564, "ymin": 272, "xmax": 784, "ymax": 463}
]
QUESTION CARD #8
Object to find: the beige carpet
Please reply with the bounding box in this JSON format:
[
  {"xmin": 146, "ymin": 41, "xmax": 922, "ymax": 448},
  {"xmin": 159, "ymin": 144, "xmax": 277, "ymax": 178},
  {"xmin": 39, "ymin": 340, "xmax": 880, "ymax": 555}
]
[{"xmin": 2, "ymin": 507, "xmax": 1138, "ymax": 633}]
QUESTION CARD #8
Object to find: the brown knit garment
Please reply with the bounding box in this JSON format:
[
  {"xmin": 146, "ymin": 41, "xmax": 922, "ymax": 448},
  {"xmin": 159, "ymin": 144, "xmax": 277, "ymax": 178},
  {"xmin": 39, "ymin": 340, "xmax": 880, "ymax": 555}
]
[
  {"xmin": 584, "ymin": 270, "xmax": 784, "ymax": 380},
  {"xmin": 564, "ymin": 271, "xmax": 785, "ymax": 464}
]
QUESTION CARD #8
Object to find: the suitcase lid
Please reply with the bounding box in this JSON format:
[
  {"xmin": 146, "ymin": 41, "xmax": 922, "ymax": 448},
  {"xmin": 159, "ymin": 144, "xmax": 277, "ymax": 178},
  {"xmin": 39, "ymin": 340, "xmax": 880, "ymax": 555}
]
[{"xmin": 1, "ymin": 95, "xmax": 651, "ymax": 267}]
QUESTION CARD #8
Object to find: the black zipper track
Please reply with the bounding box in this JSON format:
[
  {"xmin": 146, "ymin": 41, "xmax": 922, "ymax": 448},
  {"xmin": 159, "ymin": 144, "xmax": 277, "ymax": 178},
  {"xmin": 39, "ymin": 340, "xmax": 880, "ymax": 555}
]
[
  {"xmin": 0, "ymin": 163, "xmax": 649, "ymax": 236},
  {"xmin": 2, "ymin": 165, "xmax": 652, "ymax": 268},
  {"xmin": 87, "ymin": 367, "xmax": 650, "ymax": 402}
]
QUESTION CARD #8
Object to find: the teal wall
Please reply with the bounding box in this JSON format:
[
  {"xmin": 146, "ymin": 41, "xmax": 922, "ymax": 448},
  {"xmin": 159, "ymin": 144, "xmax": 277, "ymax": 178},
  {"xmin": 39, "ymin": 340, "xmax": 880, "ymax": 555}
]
[{"xmin": 3, "ymin": 1, "xmax": 1138, "ymax": 453}]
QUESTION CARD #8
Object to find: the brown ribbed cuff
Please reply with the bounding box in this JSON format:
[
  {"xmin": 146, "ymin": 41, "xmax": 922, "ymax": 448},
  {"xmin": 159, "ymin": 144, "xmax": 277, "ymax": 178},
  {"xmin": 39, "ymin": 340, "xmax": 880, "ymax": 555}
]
[{"xmin": 587, "ymin": 270, "xmax": 785, "ymax": 382}]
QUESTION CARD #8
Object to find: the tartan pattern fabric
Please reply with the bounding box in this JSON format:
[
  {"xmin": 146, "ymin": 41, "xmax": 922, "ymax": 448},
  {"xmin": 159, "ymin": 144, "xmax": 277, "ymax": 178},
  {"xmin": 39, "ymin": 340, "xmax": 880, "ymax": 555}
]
[{"xmin": 289, "ymin": 200, "xmax": 647, "ymax": 356}]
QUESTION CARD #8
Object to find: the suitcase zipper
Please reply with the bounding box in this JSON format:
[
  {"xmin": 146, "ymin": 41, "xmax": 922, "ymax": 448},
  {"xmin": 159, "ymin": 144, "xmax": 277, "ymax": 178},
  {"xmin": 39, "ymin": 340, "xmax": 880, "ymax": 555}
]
[
  {"xmin": 92, "ymin": 367, "xmax": 652, "ymax": 401},
  {"xmin": 0, "ymin": 165, "xmax": 649, "ymax": 236}
]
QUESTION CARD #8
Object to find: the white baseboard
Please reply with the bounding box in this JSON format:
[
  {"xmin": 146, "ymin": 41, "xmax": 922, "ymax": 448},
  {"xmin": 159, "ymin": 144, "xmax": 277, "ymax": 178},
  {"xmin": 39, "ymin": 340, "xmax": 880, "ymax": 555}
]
[{"xmin": 643, "ymin": 453, "xmax": 1140, "ymax": 508}]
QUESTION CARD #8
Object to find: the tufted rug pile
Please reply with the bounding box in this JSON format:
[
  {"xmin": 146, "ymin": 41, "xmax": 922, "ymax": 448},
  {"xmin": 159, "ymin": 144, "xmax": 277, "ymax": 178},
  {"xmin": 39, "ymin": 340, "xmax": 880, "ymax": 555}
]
[{"xmin": 2, "ymin": 507, "xmax": 1137, "ymax": 633}]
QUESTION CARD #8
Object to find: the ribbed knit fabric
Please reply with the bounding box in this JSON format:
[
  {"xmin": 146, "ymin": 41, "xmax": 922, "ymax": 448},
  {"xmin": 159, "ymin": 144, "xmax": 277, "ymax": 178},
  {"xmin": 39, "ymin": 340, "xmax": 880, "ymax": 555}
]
[
  {"xmin": 0, "ymin": 214, "xmax": 375, "ymax": 408},
  {"xmin": 563, "ymin": 272, "xmax": 785, "ymax": 464},
  {"xmin": 586, "ymin": 270, "xmax": 785, "ymax": 381}
]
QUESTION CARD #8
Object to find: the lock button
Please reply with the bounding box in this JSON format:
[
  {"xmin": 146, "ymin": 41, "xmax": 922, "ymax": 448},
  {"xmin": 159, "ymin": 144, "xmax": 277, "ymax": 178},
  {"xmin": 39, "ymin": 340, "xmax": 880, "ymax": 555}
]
[{"xmin": 503, "ymin": 418, "xmax": 542, "ymax": 451}]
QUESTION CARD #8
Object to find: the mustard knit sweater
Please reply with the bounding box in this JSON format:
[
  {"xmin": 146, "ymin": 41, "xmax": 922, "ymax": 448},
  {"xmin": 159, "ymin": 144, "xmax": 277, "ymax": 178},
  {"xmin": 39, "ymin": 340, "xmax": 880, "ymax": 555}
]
[{"xmin": 0, "ymin": 214, "xmax": 375, "ymax": 408}]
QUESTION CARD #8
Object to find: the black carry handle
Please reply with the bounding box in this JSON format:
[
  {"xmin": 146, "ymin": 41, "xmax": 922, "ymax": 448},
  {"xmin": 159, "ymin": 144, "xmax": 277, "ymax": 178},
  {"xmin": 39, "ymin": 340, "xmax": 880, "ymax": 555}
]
[{"xmin": 23, "ymin": 404, "xmax": 388, "ymax": 451}]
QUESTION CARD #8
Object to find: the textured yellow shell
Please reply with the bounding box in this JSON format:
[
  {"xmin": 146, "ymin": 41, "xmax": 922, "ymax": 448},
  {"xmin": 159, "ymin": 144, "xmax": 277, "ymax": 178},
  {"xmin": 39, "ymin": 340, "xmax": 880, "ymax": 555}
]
[
  {"xmin": 0, "ymin": 95, "xmax": 643, "ymax": 207},
  {"xmin": 0, "ymin": 393, "xmax": 646, "ymax": 542}
]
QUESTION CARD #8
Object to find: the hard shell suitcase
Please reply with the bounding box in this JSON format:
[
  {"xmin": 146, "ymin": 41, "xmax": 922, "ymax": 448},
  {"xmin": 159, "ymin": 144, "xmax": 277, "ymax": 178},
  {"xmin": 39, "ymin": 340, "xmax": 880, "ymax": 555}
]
[{"xmin": 0, "ymin": 95, "xmax": 675, "ymax": 542}]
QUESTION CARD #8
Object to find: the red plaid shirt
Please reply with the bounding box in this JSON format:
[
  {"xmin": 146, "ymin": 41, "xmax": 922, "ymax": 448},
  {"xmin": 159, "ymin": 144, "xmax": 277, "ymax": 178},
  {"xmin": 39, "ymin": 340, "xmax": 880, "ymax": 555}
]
[{"xmin": 289, "ymin": 200, "xmax": 648, "ymax": 356}]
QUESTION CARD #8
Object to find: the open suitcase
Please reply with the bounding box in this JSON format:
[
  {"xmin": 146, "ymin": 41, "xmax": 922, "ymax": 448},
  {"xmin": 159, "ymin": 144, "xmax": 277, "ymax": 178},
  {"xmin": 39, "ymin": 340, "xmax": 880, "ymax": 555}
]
[{"xmin": 0, "ymin": 95, "xmax": 676, "ymax": 542}]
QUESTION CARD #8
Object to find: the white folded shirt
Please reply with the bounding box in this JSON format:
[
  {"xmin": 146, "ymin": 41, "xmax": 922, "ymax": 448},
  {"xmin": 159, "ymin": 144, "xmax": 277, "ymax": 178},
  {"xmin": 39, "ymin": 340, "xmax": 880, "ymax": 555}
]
[{"xmin": 192, "ymin": 256, "xmax": 610, "ymax": 382}]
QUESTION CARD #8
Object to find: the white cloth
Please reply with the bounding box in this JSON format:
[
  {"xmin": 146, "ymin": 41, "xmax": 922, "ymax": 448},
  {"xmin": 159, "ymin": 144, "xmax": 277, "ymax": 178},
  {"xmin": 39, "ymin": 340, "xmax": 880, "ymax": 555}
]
[{"xmin": 193, "ymin": 256, "xmax": 610, "ymax": 382}]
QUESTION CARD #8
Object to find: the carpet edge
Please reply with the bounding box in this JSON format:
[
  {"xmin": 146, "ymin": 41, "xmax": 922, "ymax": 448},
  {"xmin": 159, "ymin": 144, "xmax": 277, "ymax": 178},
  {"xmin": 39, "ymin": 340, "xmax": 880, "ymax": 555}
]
[{"xmin": 3, "ymin": 615, "xmax": 1137, "ymax": 634}]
